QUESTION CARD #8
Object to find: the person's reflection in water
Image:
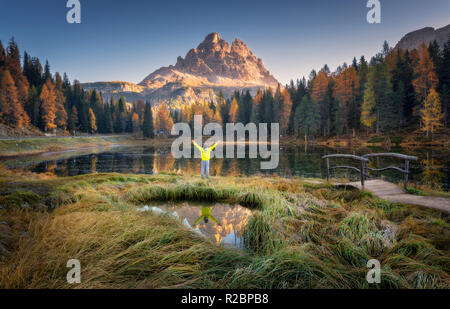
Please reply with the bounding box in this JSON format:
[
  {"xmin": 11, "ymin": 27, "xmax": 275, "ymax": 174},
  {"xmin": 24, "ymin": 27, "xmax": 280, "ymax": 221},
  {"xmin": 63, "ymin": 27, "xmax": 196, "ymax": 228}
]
[{"xmin": 194, "ymin": 206, "xmax": 221, "ymax": 226}]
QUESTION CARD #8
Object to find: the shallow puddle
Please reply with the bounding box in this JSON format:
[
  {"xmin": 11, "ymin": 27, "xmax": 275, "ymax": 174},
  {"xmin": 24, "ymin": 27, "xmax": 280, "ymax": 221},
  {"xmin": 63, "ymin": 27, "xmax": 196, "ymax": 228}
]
[{"xmin": 138, "ymin": 202, "xmax": 253, "ymax": 248}]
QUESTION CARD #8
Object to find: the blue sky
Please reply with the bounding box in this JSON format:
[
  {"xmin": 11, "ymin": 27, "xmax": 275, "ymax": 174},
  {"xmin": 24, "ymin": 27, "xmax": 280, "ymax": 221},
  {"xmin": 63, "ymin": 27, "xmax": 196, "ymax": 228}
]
[{"xmin": 0, "ymin": 0, "xmax": 449, "ymax": 85}]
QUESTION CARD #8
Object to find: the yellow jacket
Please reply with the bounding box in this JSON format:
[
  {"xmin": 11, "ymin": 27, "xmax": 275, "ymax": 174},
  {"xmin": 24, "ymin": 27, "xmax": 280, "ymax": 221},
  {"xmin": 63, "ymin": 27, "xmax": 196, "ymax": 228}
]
[
  {"xmin": 193, "ymin": 141, "xmax": 218, "ymax": 161},
  {"xmin": 194, "ymin": 207, "xmax": 219, "ymax": 225}
]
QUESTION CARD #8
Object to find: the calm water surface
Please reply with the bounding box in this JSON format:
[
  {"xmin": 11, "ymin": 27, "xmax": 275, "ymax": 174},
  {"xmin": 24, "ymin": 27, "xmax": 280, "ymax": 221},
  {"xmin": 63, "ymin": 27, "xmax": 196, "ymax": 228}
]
[
  {"xmin": 137, "ymin": 202, "xmax": 252, "ymax": 248},
  {"xmin": 2, "ymin": 145, "xmax": 449, "ymax": 191}
]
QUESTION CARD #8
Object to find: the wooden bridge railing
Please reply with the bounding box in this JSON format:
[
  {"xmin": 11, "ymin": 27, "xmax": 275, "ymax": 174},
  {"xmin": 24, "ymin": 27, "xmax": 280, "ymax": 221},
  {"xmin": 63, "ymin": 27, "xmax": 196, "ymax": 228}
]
[
  {"xmin": 322, "ymin": 153, "xmax": 418, "ymax": 190},
  {"xmin": 361, "ymin": 153, "xmax": 418, "ymax": 188},
  {"xmin": 322, "ymin": 154, "xmax": 370, "ymax": 189}
]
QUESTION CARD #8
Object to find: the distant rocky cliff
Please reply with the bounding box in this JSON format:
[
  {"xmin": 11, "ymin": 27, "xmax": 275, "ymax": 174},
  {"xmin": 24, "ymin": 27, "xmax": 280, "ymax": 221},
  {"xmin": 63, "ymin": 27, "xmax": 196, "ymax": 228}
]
[{"xmin": 395, "ymin": 24, "xmax": 450, "ymax": 51}]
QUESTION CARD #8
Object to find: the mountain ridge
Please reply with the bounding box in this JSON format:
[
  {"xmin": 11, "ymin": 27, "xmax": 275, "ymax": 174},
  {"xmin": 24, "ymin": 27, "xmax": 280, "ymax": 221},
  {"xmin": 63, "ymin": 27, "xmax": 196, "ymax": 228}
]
[
  {"xmin": 83, "ymin": 33, "xmax": 280, "ymax": 106},
  {"xmin": 395, "ymin": 24, "xmax": 450, "ymax": 51}
]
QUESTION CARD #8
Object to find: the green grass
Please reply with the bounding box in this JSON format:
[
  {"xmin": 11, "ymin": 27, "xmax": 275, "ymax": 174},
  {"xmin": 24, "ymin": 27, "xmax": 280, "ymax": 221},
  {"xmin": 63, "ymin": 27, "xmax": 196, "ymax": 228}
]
[{"xmin": 0, "ymin": 170, "xmax": 448, "ymax": 289}]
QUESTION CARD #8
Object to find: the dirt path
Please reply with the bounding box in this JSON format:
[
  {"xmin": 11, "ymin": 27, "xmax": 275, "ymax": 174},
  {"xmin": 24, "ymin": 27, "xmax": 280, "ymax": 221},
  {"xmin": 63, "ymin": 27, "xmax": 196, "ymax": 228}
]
[{"xmin": 342, "ymin": 179, "xmax": 450, "ymax": 213}]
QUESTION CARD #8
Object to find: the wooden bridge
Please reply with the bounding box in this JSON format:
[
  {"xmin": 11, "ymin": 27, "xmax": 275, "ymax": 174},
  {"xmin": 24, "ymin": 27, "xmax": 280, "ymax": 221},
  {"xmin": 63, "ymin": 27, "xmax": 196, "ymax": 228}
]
[{"xmin": 323, "ymin": 153, "xmax": 450, "ymax": 213}]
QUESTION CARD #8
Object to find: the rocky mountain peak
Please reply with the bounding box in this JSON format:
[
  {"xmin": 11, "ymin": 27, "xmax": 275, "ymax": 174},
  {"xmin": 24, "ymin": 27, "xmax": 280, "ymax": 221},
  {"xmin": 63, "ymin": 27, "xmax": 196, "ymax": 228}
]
[
  {"xmin": 140, "ymin": 32, "xmax": 279, "ymax": 90},
  {"xmin": 231, "ymin": 38, "xmax": 252, "ymax": 58},
  {"xmin": 204, "ymin": 32, "xmax": 221, "ymax": 44},
  {"xmin": 196, "ymin": 32, "xmax": 231, "ymax": 54}
]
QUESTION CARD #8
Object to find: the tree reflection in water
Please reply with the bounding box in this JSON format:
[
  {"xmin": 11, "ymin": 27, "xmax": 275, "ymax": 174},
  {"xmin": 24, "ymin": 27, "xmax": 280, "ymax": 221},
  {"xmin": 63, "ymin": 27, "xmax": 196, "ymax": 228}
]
[
  {"xmin": 5, "ymin": 145, "xmax": 448, "ymax": 191},
  {"xmin": 148, "ymin": 202, "xmax": 253, "ymax": 248}
]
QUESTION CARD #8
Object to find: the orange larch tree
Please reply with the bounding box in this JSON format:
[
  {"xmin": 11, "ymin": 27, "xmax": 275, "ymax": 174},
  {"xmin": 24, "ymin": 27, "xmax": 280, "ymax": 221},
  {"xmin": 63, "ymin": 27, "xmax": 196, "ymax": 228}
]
[
  {"xmin": 39, "ymin": 79, "xmax": 57, "ymax": 131},
  {"xmin": 229, "ymin": 97, "xmax": 238, "ymax": 123},
  {"xmin": 413, "ymin": 44, "xmax": 439, "ymax": 108},
  {"xmin": 0, "ymin": 69, "xmax": 29, "ymax": 127}
]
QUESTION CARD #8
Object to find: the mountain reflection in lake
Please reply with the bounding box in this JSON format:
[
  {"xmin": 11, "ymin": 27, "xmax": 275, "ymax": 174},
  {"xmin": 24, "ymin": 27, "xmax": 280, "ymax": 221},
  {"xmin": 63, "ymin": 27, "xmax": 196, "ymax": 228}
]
[
  {"xmin": 2, "ymin": 145, "xmax": 449, "ymax": 191},
  {"xmin": 138, "ymin": 202, "xmax": 253, "ymax": 248}
]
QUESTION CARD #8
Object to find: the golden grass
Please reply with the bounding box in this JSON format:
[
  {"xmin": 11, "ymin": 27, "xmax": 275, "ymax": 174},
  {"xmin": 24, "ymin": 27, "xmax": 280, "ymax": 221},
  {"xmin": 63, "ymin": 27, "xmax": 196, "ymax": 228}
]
[{"xmin": 0, "ymin": 171, "xmax": 449, "ymax": 289}]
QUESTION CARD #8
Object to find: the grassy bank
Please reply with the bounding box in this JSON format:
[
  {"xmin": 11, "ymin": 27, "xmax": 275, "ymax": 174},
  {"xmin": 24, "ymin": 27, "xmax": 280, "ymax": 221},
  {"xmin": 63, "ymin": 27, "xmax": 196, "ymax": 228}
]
[
  {"xmin": 0, "ymin": 168, "xmax": 448, "ymax": 289},
  {"xmin": 0, "ymin": 135, "xmax": 175, "ymax": 157}
]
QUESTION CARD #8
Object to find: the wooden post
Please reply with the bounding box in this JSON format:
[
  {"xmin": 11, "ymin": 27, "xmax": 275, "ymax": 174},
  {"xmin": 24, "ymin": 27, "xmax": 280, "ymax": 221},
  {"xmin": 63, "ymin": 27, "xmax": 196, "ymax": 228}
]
[
  {"xmin": 363, "ymin": 161, "xmax": 368, "ymax": 180},
  {"xmin": 404, "ymin": 160, "xmax": 409, "ymax": 189},
  {"xmin": 360, "ymin": 160, "xmax": 365, "ymax": 190},
  {"xmin": 326, "ymin": 158, "xmax": 330, "ymax": 183}
]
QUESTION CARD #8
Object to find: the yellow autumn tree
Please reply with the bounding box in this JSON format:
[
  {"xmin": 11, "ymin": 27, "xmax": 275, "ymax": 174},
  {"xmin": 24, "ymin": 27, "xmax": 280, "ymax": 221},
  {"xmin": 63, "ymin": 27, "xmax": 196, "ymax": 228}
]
[
  {"xmin": 420, "ymin": 88, "xmax": 443, "ymax": 139},
  {"xmin": 155, "ymin": 104, "xmax": 173, "ymax": 134},
  {"xmin": 280, "ymin": 89, "xmax": 292, "ymax": 134},
  {"xmin": 54, "ymin": 89, "xmax": 67, "ymax": 129},
  {"xmin": 361, "ymin": 75, "xmax": 377, "ymax": 134},
  {"xmin": 229, "ymin": 97, "xmax": 238, "ymax": 122},
  {"xmin": 333, "ymin": 67, "xmax": 359, "ymax": 133},
  {"xmin": 413, "ymin": 44, "xmax": 439, "ymax": 108},
  {"xmin": 250, "ymin": 88, "xmax": 263, "ymax": 123},
  {"xmin": 312, "ymin": 70, "xmax": 329, "ymax": 103},
  {"xmin": 213, "ymin": 105, "xmax": 222, "ymax": 124},
  {"xmin": 88, "ymin": 108, "xmax": 97, "ymax": 133}
]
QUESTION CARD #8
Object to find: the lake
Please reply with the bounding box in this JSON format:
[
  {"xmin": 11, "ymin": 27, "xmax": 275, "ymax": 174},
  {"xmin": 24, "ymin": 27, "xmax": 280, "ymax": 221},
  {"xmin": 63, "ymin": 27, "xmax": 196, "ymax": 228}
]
[{"xmin": 1, "ymin": 144, "xmax": 449, "ymax": 191}]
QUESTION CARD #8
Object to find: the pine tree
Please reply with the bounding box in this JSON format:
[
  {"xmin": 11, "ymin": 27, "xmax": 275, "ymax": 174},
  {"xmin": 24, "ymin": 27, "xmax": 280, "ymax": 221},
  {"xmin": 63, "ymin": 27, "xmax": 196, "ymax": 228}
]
[
  {"xmin": 118, "ymin": 96, "xmax": 127, "ymax": 114},
  {"xmin": 376, "ymin": 62, "xmax": 396, "ymax": 133},
  {"xmin": 69, "ymin": 105, "xmax": 79, "ymax": 132},
  {"xmin": 72, "ymin": 81, "xmax": 88, "ymax": 131},
  {"xmin": 263, "ymin": 89, "xmax": 274, "ymax": 124},
  {"xmin": 28, "ymin": 86, "xmax": 40, "ymax": 126},
  {"xmin": 54, "ymin": 77, "xmax": 67, "ymax": 129},
  {"xmin": 441, "ymin": 37, "xmax": 450, "ymax": 126},
  {"xmin": 294, "ymin": 96, "xmax": 320, "ymax": 142},
  {"xmin": 312, "ymin": 69, "xmax": 330, "ymax": 136},
  {"xmin": 142, "ymin": 101, "xmax": 155, "ymax": 138},
  {"xmin": 0, "ymin": 41, "xmax": 5, "ymax": 67},
  {"xmin": 114, "ymin": 97, "xmax": 127, "ymax": 133},
  {"xmin": 443, "ymin": 84, "xmax": 449, "ymax": 127},
  {"xmin": 5, "ymin": 38, "xmax": 29, "ymax": 124},
  {"xmin": 420, "ymin": 88, "xmax": 443, "ymax": 139},
  {"xmin": 89, "ymin": 90, "xmax": 104, "ymax": 132},
  {"xmin": 237, "ymin": 90, "xmax": 252, "ymax": 124},
  {"xmin": 43, "ymin": 60, "xmax": 52, "ymax": 82},
  {"xmin": 103, "ymin": 105, "xmax": 114, "ymax": 134}
]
